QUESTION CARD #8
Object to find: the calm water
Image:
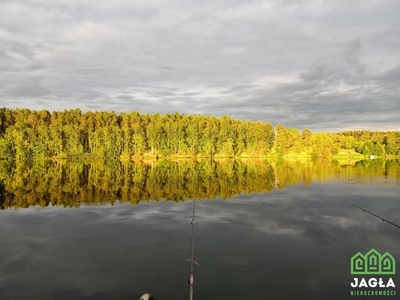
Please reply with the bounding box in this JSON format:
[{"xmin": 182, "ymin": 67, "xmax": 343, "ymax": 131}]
[{"xmin": 0, "ymin": 160, "xmax": 399, "ymax": 299}]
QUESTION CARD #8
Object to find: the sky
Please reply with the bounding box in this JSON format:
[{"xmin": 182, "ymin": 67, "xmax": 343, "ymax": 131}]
[{"xmin": 0, "ymin": 0, "xmax": 399, "ymax": 131}]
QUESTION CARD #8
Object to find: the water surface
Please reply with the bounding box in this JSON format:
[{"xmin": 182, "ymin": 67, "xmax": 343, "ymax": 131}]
[{"xmin": 0, "ymin": 160, "xmax": 399, "ymax": 299}]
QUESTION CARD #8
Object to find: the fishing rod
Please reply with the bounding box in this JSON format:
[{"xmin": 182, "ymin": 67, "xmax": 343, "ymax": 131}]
[
  {"xmin": 139, "ymin": 199, "xmax": 200, "ymax": 300},
  {"xmin": 188, "ymin": 199, "xmax": 196, "ymax": 300},
  {"xmin": 139, "ymin": 200, "xmax": 198, "ymax": 300},
  {"xmin": 344, "ymin": 201, "xmax": 400, "ymax": 229}
]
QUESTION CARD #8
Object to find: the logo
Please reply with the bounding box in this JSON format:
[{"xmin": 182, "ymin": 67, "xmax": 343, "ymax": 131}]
[
  {"xmin": 351, "ymin": 248, "xmax": 396, "ymax": 275},
  {"xmin": 350, "ymin": 249, "xmax": 397, "ymax": 297}
]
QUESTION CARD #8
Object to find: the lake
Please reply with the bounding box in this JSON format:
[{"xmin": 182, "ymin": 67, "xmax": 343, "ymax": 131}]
[{"xmin": 0, "ymin": 159, "xmax": 399, "ymax": 299}]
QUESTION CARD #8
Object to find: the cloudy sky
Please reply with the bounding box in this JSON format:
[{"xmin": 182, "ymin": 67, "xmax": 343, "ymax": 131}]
[{"xmin": 1, "ymin": 0, "xmax": 399, "ymax": 131}]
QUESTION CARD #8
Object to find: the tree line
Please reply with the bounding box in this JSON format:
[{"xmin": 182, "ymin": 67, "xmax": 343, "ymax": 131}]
[{"xmin": 0, "ymin": 108, "xmax": 399, "ymax": 159}]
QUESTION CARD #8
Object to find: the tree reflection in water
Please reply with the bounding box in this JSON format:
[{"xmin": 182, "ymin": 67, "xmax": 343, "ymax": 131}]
[{"xmin": 0, "ymin": 158, "xmax": 399, "ymax": 209}]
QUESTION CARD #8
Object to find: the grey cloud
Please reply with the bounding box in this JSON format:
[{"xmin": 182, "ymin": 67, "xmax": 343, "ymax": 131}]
[
  {"xmin": 301, "ymin": 64, "xmax": 329, "ymax": 82},
  {"xmin": 115, "ymin": 94, "xmax": 135, "ymax": 101},
  {"xmin": 372, "ymin": 64, "xmax": 400, "ymax": 84},
  {"xmin": 343, "ymin": 38, "xmax": 362, "ymax": 65},
  {"xmin": 0, "ymin": 0, "xmax": 399, "ymax": 131}
]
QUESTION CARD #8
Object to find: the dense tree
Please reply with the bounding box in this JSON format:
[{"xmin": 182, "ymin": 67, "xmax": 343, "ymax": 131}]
[
  {"xmin": 0, "ymin": 108, "xmax": 398, "ymax": 159},
  {"xmin": 336, "ymin": 130, "xmax": 399, "ymax": 156}
]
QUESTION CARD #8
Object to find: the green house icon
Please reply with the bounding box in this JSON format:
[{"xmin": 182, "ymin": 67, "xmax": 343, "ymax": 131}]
[
  {"xmin": 351, "ymin": 248, "xmax": 396, "ymax": 275},
  {"xmin": 381, "ymin": 252, "xmax": 396, "ymax": 275},
  {"xmin": 366, "ymin": 249, "xmax": 380, "ymax": 273},
  {"xmin": 351, "ymin": 252, "xmax": 366, "ymax": 274}
]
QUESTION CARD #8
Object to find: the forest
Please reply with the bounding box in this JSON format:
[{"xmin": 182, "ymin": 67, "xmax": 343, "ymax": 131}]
[{"xmin": 0, "ymin": 108, "xmax": 399, "ymax": 159}]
